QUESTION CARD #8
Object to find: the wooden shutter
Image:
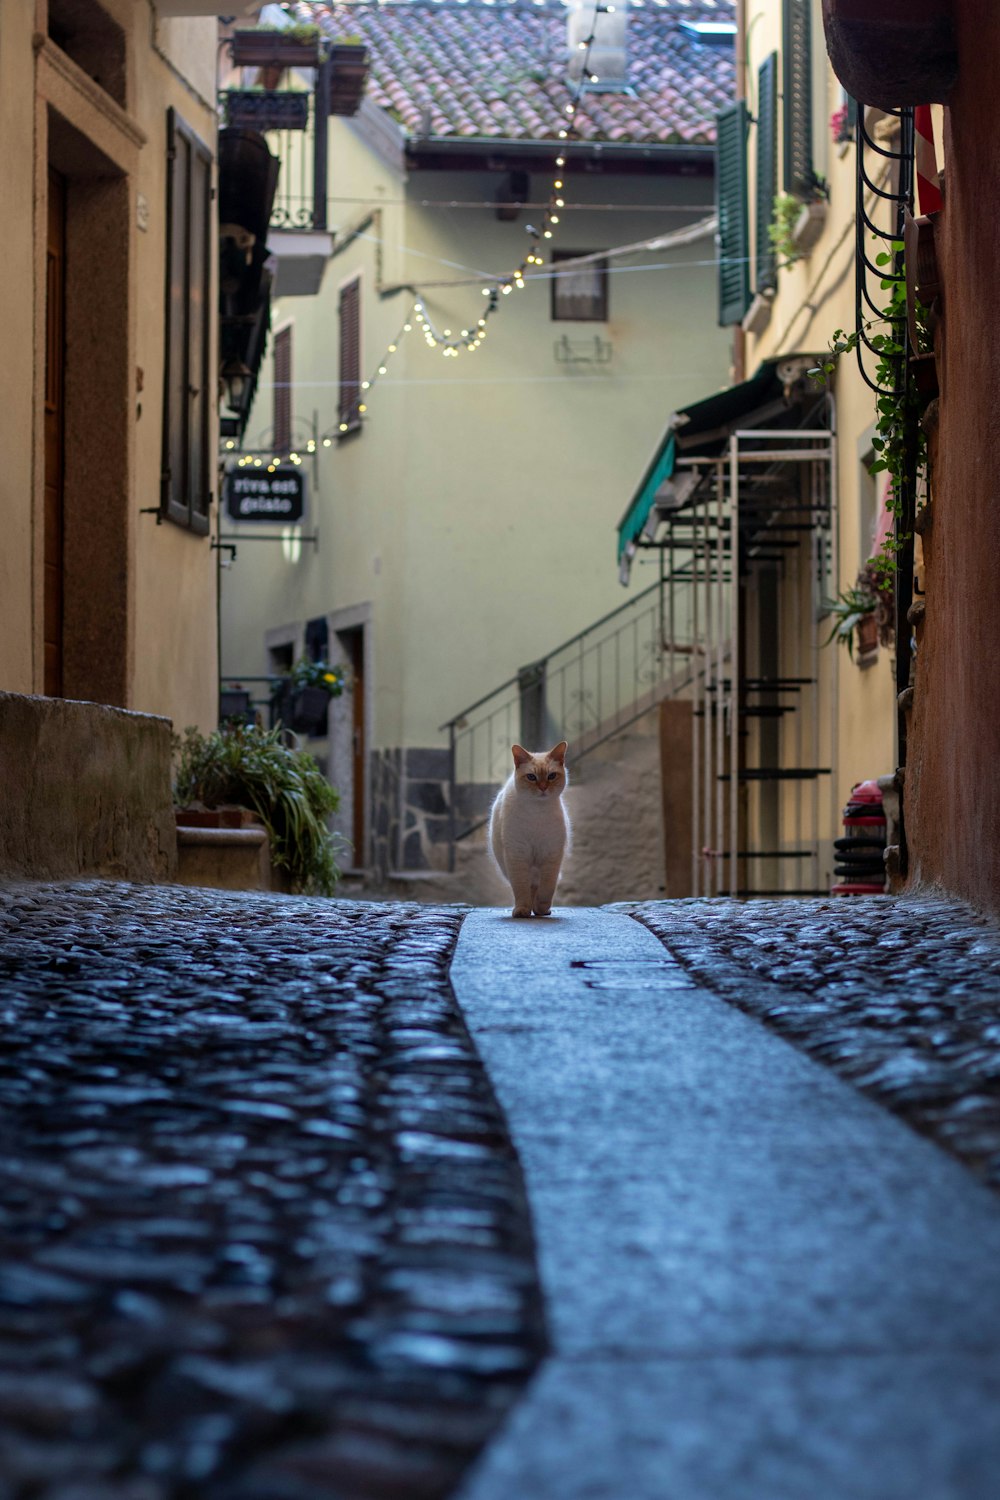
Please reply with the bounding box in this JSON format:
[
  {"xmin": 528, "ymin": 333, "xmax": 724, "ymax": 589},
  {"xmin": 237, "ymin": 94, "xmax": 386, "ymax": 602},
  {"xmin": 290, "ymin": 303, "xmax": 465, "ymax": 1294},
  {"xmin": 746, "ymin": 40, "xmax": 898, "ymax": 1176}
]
[
  {"xmin": 783, "ymin": 0, "xmax": 814, "ymax": 196},
  {"xmin": 716, "ymin": 100, "xmax": 751, "ymax": 327},
  {"xmin": 162, "ymin": 108, "xmax": 213, "ymax": 534},
  {"xmin": 338, "ymin": 279, "xmax": 361, "ymax": 432},
  {"xmin": 273, "ymin": 325, "xmax": 292, "ymax": 452},
  {"xmin": 756, "ymin": 53, "xmax": 778, "ymax": 293}
]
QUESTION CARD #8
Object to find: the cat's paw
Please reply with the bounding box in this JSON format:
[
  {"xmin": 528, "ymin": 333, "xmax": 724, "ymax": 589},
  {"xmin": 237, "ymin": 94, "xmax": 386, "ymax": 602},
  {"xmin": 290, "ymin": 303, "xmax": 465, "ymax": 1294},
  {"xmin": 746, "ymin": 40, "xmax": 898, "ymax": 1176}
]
[
  {"xmin": 511, "ymin": 905, "xmax": 533, "ymax": 918},
  {"xmin": 533, "ymin": 903, "xmax": 552, "ymax": 917}
]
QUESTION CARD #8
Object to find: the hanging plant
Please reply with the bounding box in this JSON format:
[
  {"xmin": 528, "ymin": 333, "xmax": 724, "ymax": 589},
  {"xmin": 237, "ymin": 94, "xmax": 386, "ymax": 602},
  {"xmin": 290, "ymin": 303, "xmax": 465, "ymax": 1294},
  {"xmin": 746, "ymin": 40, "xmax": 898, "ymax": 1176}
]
[
  {"xmin": 821, "ymin": 584, "xmax": 879, "ymax": 661},
  {"xmin": 768, "ymin": 193, "xmax": 803, "ymax": 267}
]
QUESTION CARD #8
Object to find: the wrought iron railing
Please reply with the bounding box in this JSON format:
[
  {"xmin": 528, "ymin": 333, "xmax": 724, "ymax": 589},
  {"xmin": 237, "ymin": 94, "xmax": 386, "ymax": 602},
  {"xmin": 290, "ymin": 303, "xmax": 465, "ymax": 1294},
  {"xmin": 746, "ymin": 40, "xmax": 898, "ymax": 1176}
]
[
  {"xmin": 440, "ymin": 577, "xmax": 698, "ymax": 862},
  {"xmin": 220, "ymin": 73, "xmax": 328, "ymax": 232}
]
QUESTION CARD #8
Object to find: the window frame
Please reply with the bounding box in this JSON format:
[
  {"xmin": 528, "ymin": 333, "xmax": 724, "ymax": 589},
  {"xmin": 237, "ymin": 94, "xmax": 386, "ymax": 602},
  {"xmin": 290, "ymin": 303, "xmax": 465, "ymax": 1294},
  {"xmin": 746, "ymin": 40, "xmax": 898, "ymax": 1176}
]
[
  {"xmin": 161, "ymin": 107, "xmax": 214, "ymax": 535},
  {"xmin": 273, "ymin": 323, "xmax": 292, "ymax": 454},
  {"xmin": 338, "ymin": 276, "xmax": 362, "ymax": 437},
  {"xmin": 550, "ymin": 251, "xmax": 609, "ymax": 323}
]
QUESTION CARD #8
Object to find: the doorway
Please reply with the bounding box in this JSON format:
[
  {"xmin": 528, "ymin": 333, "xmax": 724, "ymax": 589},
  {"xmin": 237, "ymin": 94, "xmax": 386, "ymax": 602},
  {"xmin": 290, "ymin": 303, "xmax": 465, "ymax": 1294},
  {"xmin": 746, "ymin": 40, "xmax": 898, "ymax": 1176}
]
[
  {"xmin": 44, "ymin": 168, "xmax": 66, "ymax": 697},
  {"xmin": 341, "ymin": 626, "xmax": 366, "ymax": 866}
]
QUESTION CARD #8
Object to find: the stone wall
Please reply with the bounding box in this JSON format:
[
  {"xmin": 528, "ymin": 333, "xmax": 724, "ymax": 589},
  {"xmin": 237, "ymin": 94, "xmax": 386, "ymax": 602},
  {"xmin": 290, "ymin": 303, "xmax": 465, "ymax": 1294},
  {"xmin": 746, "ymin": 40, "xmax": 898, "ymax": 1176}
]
[
  {"xmin": 369, "ymin": 746, "xmax": 494, "ymax": 878},
  {"xmin": 0, "ymin": 694, "xmax": 177, "ymax": 883}
]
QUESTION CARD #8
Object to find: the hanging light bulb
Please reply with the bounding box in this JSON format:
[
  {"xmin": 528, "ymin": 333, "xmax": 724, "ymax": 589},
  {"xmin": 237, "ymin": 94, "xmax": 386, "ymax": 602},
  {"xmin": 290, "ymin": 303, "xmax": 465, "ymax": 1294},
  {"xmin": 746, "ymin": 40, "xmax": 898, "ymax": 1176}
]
[
  {"xmin": 340, "ymin": 422, "xmax": 349, "ymax": 432},
  {"xmin": 388, "ymin": 343, "xmax": 397, "ymax": 352},
  {"xmin": 361, "ymin": 380, "xmax": 371, "ymax": 390},
  {"xmin": 358, "ymin": 403, "xmax": 367, "ymax": 413},
  {"xmin": 378, "ymin": 365, "xmax": 387, "ymax": 375},
  {"xmin": 550, "ymin": 214, "xmax": 559, "ymax": 224},
  {"xmin": 403, "ymin": 323, "xmax": 412, "ymax": 332},
  {"xmin": 323, "ymin": 438, "xmax": 332, "ymax": 447},
  {"xmin": 225, "ymin": 439, "xmax": 235, "ymax": 450},
  {"xmin": 556, "ymin": 156, "xmax": 566, "ymax": 166},
  {"xmin": 543, "ymin": 229, "xmax": 553, "ymax": 238}
]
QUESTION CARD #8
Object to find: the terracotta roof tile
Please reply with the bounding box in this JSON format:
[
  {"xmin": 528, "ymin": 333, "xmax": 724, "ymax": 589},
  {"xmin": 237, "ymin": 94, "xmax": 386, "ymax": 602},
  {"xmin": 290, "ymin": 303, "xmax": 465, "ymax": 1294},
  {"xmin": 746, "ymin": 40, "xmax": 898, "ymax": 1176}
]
[{"xmin": 292, "ymin": 0, "xmax": 735, "ymax": 146}]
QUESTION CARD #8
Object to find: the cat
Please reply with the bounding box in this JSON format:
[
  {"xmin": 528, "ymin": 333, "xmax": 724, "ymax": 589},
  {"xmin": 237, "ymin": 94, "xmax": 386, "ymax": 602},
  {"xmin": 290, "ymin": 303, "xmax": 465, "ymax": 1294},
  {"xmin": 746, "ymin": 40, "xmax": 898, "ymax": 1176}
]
[{"xmin": 489, "ymin": 741, "xmax": 570, "ymax": 918}]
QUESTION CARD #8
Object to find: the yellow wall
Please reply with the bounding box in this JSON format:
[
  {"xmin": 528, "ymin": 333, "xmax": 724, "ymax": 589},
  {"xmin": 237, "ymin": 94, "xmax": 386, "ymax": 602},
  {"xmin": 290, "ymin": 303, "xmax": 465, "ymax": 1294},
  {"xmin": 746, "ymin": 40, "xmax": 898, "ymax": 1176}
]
[
  {"xmin": 0, "ymin": 0, "xmax": 219, "ymax": 733},
  {"xmin": 742, "ymin": 0, "xmax": 897, "ymax": 844}
]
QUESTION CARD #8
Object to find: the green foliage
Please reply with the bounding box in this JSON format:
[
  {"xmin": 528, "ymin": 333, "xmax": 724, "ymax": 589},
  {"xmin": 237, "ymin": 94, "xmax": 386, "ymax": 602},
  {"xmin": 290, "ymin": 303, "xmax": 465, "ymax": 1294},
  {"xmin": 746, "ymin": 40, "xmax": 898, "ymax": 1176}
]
[
  {"xmin": 288, "ymin": 657, "xmax": 347, "ymax": 695},
  {"xmin": 810, "ymin": 240, "xmax": 930, "ymax": 585},
  {"xmin": 821, "ymin": 584, "xmax": 877, "ymax": 661},
  {"xmin": 768, "ymin": 193, "xmax": 803, "ymax": 267},
  {"xmin": 174, "ymin": 724, "xmax": 344, "ymax": 896}
]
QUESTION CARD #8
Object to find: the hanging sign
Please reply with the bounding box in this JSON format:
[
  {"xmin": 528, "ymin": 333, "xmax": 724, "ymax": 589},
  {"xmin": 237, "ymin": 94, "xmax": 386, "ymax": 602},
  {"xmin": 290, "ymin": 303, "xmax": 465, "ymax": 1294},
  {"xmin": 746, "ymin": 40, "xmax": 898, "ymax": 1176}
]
[{"xmin": 225, "ymin": 469, "xmax": 307, "ymax": 524}]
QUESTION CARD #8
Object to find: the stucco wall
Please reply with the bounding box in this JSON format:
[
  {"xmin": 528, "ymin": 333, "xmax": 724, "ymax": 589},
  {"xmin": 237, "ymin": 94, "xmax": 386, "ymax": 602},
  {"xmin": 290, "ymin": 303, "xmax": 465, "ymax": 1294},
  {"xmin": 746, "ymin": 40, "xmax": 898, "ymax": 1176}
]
[
  {"xmin": 905, "ymin": 0, "xmax": 1000, "ymax": 915},
  {"xmin": 0, "ymin": 0, "xmax": 40, "ymax": 695},
  {"xmin": 0, "ymin": 0, "xmax": 218, "ymax": 734},
  {"xmin": 742, "ymin": 1, "xmax": 897, "ymax": 863}
]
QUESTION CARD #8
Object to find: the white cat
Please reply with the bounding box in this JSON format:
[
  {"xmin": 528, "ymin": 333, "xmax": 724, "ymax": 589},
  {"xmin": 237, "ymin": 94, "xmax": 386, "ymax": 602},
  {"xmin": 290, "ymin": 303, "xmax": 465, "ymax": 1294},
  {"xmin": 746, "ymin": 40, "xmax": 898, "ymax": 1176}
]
[{"xmin": 489, "ymin": 741, "xmax": 570, "ymax": 917}]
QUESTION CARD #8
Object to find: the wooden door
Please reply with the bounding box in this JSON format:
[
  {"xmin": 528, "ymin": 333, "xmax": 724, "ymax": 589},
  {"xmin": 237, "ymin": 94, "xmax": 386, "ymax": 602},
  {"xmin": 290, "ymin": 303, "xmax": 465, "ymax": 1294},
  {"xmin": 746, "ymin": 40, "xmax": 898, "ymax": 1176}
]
[
  {"xmin": 344, "ymin": 629, "xmax": 366, "ymax": 864},
  {"xmin": 44, "ymin": 169, "xmax": 66, "ymax": 696}
]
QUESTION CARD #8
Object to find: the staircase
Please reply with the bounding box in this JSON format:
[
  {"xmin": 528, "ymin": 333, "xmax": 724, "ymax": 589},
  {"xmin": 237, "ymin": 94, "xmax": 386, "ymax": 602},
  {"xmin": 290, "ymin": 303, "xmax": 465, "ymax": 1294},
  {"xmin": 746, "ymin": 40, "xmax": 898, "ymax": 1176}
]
[{"xmin": 439, "ymin": 577, "xmax": 701, "ymax": 871}]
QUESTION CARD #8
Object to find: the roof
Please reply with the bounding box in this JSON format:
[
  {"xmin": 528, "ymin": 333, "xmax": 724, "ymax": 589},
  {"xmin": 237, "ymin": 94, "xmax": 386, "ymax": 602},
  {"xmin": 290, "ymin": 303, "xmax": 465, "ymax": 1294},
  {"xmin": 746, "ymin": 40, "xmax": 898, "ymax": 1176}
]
[{"xmin": 293, "ymin": 0, "xmax": 735, "ymax": 147}]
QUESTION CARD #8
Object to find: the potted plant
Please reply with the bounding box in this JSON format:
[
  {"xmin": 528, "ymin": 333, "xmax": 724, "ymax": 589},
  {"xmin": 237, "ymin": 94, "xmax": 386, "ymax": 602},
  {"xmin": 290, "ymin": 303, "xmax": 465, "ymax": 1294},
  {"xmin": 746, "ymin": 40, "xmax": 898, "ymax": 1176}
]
[
  {"xmin": 174, "ymin": 723, "xmax": 343, "ymax": 895},
  {"xmin": 285, "ymin": 657, "xmax": 347, "ymax": 736},
  {"xmin": 229, "ymin": 25, "xmax": 322, "ymax": 70},
  {"xmin": 822, "ymin": 581, "xmax": 880, "ymax": 662}
]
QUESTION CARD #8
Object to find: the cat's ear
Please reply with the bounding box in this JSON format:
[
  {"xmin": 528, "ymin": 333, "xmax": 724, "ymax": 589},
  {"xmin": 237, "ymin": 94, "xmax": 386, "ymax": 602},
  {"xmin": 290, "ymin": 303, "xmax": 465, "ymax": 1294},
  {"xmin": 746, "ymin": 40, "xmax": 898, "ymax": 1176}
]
[
  {"xmin": 549, "ymin": 741, "xmax": 568, "ymax": 764},
  {"xmin": 512, "ymin": 744, "xmax": 532, "ymax": 767}
]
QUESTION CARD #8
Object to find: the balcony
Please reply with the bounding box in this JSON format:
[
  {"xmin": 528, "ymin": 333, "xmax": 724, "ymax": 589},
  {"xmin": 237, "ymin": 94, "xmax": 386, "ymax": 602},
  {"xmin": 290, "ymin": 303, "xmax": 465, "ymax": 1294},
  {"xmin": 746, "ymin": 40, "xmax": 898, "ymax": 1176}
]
[{"xmin": 220, "ymin": 33, "xmax": 370, "ymax": 297}]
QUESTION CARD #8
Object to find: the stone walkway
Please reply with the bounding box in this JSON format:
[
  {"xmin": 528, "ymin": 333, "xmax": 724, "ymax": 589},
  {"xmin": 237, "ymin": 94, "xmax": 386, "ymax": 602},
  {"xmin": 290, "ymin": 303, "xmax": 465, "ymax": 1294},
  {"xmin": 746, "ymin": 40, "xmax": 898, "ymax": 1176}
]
[{"xmin": 452, "ymin": 905, "xmax": 1000, "ymax": 1500}]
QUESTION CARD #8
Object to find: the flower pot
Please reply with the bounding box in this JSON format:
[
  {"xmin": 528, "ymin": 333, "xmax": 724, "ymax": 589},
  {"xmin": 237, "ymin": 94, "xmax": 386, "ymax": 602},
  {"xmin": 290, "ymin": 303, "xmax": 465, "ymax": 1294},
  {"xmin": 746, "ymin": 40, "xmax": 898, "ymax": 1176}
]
[
  {"xmin": 821, "ymin": 0, "xmax": 957, "ymax": 109},
  {"xmin": 855, "ymin": 612, "xmax": 879, "ymax": 660},
  {"xmin": 230, "ymin": 30, "xmax": 321, "ymax": 69},
  {"xmin": 327, "ymin": 44, "xmax": 370, "ymax": 116},
  {"xmin": 290, "ymin": 686, "xmax": 331, "ymax": 736}
]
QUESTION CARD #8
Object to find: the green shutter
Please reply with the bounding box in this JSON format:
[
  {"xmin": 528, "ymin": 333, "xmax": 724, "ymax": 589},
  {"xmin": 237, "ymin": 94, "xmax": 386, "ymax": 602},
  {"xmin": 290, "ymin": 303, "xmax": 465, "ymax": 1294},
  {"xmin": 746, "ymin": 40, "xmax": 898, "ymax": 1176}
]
[
  {"xmin": 756, "ymin": 53, "xmax": 778, "ymax": 292},
  {"xmin": 783, "ymin": 0, "xmax": 814, "ymax": 196},
  {"xmin": 716, "ymin": 99, "xmax": 751, "ymax": 327}
]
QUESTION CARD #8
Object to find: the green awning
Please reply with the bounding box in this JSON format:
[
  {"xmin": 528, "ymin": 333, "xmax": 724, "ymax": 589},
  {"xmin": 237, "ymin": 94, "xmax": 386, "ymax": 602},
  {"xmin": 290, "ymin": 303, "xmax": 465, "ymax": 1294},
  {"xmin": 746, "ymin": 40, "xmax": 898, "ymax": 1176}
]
[{"xmin": 616, "ymin": 430, "xmax": 676, "ymax": 565}]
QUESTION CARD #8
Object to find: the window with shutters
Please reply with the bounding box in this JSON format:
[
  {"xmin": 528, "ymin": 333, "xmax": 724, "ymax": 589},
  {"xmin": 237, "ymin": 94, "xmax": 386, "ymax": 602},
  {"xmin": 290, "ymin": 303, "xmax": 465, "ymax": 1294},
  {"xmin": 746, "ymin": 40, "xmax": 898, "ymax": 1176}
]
[
  {"xmin": 273, "ymin": 325, "xmax": 292, "ymax": 453},
  {"xmin": 338, "ymin": 279, "xmax": 361, "ymax": 437},
  {"xmin": 783, "ymin": 0, "xmax": 816, "ymax": 197},
  {"xmin": 716, "ymin": 99, "xmax": 751, "ymax": 327},
  {"xmin": 162, "ymin": 109, "xmax": 213, "ymax": 534},
  {"xmin": 551, "ymin": 252, "xmax": 608, "ymax": 322},
  {"xmin": 756, "ymin": 53, "xmax": 779, "ymax": 293}
]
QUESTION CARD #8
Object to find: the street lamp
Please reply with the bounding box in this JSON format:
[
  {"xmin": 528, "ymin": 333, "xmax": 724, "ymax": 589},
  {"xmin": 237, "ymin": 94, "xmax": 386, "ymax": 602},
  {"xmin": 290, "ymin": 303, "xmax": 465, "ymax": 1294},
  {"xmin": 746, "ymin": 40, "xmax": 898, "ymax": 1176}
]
[{"xmin": 220, "ymin": 358, "xmax": 253, "ymax": 413}]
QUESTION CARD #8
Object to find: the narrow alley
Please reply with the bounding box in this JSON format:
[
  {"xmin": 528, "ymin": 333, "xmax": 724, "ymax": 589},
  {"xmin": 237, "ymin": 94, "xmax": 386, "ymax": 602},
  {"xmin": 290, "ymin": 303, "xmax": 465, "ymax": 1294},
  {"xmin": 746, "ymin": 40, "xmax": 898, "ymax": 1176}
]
[{"xmin": 2, "ymin": 881, "xmax": 999, "ymax": 1499}]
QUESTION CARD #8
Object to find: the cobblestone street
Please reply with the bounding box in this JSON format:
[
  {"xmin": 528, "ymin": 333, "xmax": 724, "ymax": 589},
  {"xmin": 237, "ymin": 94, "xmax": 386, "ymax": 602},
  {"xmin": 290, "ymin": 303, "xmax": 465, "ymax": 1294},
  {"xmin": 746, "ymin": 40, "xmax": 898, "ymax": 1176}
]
[
  {"xmin": 0, "ymin": 883, "xmax": 542, "ymax": 1500},
  {"xmin": 2, "ymin": 882, "xmax": 1000, "ymax": 1499}
]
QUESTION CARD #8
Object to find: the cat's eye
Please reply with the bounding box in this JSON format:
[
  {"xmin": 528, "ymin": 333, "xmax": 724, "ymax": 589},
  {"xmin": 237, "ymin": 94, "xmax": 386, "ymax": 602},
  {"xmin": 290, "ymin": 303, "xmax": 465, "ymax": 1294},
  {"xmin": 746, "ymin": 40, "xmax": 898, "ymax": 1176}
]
[
  {"xmin": 526, "ymin": 773, "xmax": 537, "ymax": 781},
  {"xmin": 548, "ymin": 772, "xmax": 557, "ymax": 780}
]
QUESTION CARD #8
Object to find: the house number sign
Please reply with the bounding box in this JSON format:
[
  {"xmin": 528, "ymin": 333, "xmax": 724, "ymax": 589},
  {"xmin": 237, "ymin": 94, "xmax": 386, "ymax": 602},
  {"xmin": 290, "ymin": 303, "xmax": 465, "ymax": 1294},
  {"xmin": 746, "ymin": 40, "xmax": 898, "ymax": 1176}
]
[{"xmin": 225, "ymin": 470, "xmax": 307, "ymax": 524}]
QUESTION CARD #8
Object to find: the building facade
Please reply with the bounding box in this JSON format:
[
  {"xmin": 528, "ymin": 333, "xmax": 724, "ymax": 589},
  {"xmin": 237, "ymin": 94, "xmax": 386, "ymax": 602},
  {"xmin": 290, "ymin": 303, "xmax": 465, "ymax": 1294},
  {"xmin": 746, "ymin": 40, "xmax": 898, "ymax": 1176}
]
[{"xmin": 219, "ymin": 0, "xmax": 734, "ymax": 876}]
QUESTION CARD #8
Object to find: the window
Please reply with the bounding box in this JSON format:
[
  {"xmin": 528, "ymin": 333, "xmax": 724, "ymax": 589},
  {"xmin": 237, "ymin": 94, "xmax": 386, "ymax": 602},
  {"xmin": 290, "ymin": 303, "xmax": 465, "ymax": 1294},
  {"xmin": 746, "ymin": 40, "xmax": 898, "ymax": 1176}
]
[
  {"xmin": 716, "ymin": 99, "xmax": 751, "ymax": 327},
  {"xmin": 551, "ymin": 252, "xmax": 608, "ymax": 322},
  {"xmin": 783, "ymin": 0, "xmax": 815, "ymax": 197},
  {"xmin": 755, "ymin": 53, "xmax": 778, "ymax": 294},
  {"xmin": 273, "ymin": 325, "xmax": 292, "ymax": 453},
  {"xmin": 338, "ymin": 278, "xmax": 361, "ymax": 435},
  {"xmin": 162, "ymin": 109, "xmax": 213, "ymax": 534}
]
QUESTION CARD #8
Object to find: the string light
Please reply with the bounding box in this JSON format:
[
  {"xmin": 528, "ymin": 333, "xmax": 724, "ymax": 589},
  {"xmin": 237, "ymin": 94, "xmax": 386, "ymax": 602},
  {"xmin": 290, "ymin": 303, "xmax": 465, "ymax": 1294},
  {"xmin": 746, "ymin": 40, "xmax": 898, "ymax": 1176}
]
[{"xmin": 224, "ymin": 0, "xmax": 604, "ymax": 457}]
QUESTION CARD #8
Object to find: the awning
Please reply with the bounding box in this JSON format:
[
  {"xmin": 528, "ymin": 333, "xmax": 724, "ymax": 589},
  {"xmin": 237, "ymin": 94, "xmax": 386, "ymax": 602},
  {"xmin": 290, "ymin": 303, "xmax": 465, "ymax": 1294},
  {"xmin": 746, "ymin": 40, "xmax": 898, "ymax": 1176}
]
[
  {"xmin": 616, "ymin": 431, "xmax": 676, "ymax": 569},
  {"xmin": 616, "ymin": 356, "xmax": 821, "ymax": 581}
]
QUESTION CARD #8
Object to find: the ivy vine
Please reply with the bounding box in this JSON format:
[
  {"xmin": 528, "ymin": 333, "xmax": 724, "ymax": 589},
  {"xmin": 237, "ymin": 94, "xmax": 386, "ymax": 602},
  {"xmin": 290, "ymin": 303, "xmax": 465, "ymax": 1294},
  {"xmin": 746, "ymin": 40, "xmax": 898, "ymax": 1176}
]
[{"xmin": 810, "ymin": 240, "xmax": 929, "ymax": 586}]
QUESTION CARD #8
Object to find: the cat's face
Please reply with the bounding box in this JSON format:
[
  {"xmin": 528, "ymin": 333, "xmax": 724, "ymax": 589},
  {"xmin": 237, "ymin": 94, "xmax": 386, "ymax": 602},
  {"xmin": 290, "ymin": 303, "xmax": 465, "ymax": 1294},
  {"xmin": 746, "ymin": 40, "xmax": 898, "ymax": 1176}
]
[{"xmin": 511, "ymin": 742, "xmax": 568, "ymax": 799}]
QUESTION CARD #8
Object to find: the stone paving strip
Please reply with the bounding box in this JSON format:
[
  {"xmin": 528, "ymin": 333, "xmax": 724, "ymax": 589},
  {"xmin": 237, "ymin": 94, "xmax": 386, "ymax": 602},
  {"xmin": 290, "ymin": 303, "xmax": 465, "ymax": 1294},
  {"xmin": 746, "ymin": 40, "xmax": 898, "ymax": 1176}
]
[
  {"xmin": 452, "ymin": 905, "xmax": 1000, "ymax": 1500},
  {"xmin": 630, "ymin": 896, "xmax": 1000, "ymax": 1193},
  {"xmin": 0, "ymin": 882, "xmax": 544, "ymax": 1500}
]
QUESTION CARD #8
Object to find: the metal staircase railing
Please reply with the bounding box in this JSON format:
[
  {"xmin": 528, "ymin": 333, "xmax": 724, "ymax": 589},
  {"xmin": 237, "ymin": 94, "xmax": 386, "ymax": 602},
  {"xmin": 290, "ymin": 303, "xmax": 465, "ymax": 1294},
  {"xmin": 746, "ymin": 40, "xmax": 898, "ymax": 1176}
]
[{"xmin": 439, "ymin": 576, "xmax": 699, "ymax": 866}]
